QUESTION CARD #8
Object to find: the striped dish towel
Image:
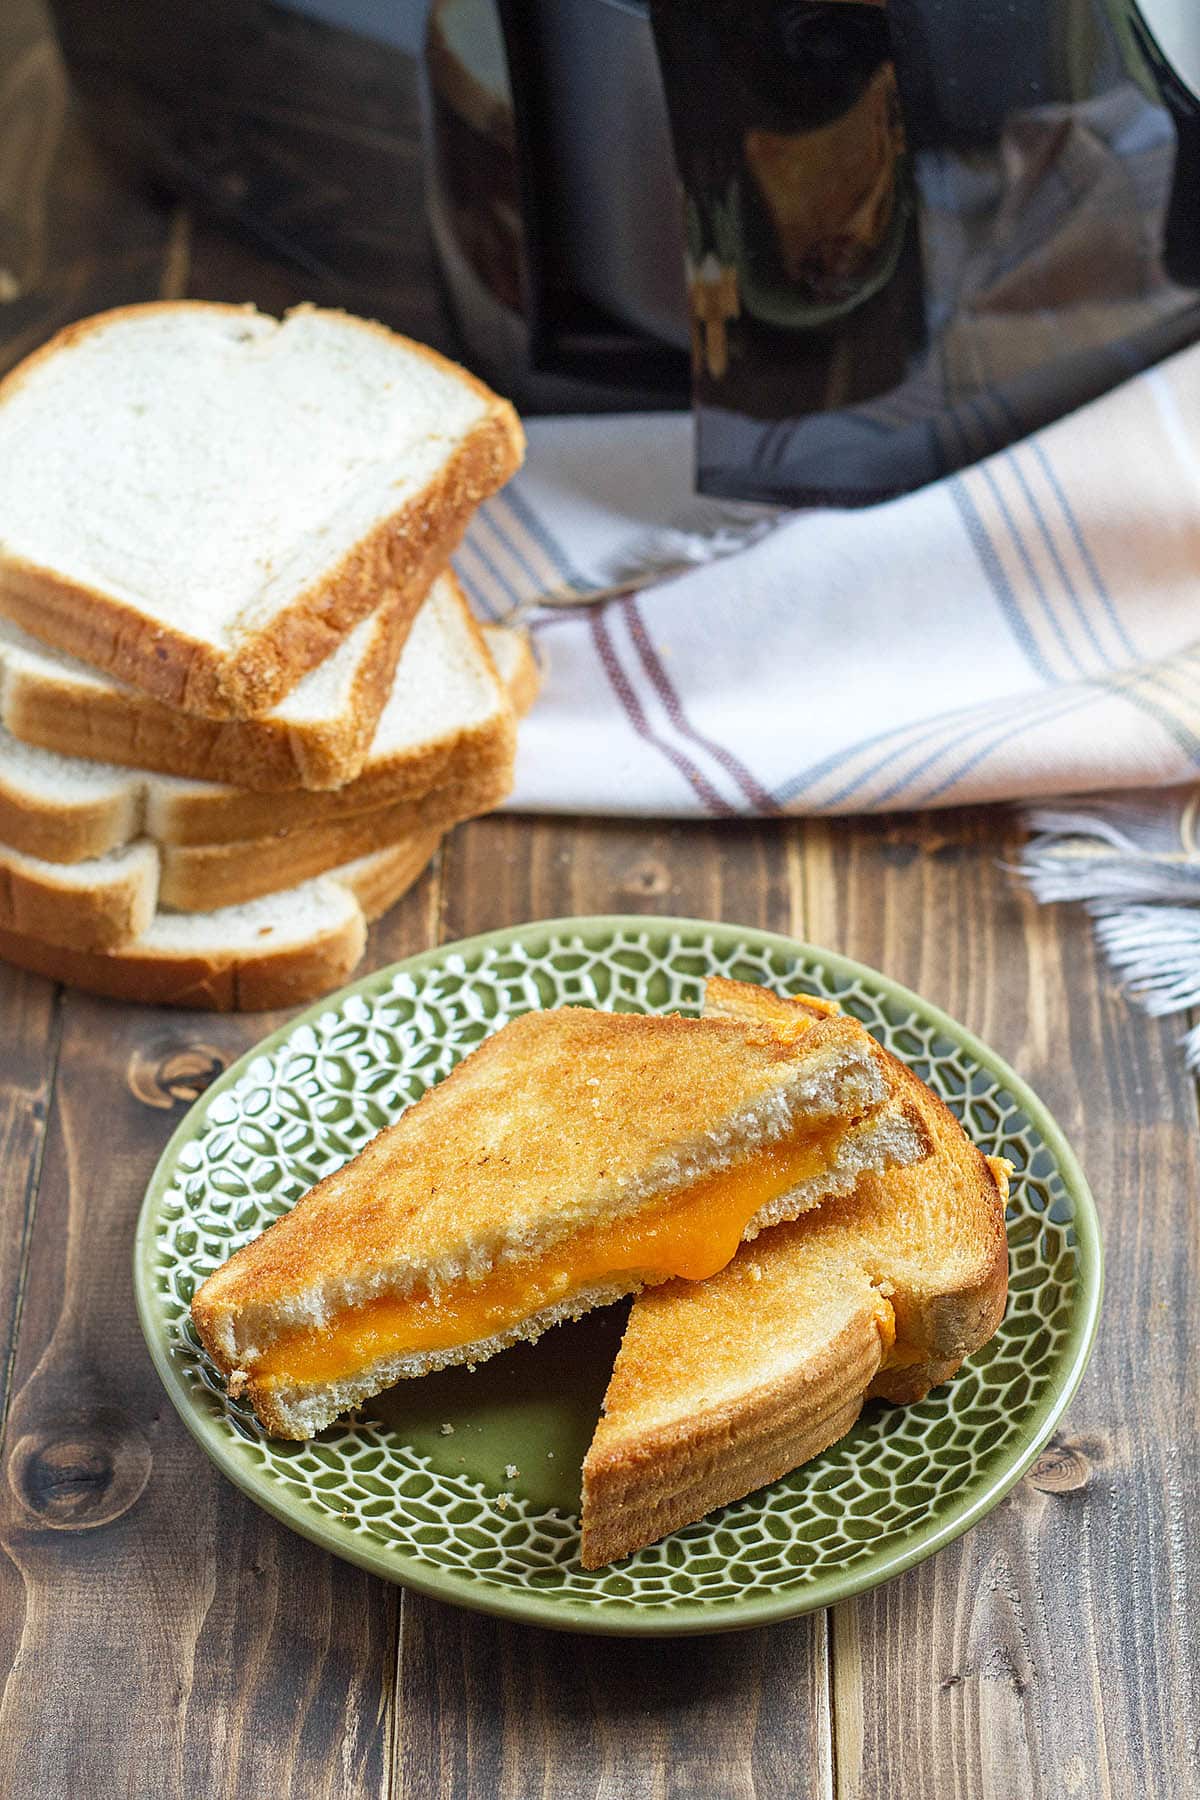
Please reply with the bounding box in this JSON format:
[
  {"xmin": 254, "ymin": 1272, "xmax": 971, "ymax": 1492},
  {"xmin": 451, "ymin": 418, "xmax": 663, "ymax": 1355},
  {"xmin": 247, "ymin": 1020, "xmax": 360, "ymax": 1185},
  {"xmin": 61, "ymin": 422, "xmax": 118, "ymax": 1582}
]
[{"xmin": 455, "ymin": 341, "xmax": 1200, "ymax": 819}]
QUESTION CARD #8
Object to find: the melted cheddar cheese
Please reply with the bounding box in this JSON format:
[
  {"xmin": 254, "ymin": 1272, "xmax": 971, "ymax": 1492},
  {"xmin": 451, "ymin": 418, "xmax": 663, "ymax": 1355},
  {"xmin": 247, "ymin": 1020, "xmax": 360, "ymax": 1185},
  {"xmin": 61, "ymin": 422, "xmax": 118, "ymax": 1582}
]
[{"xmin": 254, "ymin": 1124, "xmax": 845, "ymax": 1386}]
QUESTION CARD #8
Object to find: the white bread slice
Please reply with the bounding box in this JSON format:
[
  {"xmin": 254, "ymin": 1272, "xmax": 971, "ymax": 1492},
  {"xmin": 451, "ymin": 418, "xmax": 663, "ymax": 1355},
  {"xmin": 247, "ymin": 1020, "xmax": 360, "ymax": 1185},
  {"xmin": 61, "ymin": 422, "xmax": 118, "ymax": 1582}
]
[
  {"xmin": 0, "ymin": 599, "xmax": 526, "ymax": 863},
  {"xmin": 0, "ymin": 590, "xmax": 413, "ymax": 791},
  {"xmin": 0, "ymin": 558, "xmax": 518, "ymax": 794},
  {"xmin": 0, "ymin": 839, "xmax": 159, "ymax": 951},
  {"xmin": 0, "ymin": 836, "xmax": 441, "ymax": 1010},
  {"xmin": 0, "ymin": 615, "xmax": 532, "ymax": 948},
  {"xmin": 0, "ymin": 303, "xmax": 524, "ymax": 718},
  {"xmin": 0, "ymin": 765, "xmax": 501, "ymax": 949}
]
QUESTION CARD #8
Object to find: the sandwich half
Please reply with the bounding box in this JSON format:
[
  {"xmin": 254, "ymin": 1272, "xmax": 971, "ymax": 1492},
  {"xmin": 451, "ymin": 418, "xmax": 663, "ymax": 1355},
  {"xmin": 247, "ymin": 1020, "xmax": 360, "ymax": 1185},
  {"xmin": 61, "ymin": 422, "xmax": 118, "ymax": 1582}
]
[
  {"xmin": 192, "ymin": 1003, "xmax": 930, "ymax": 1438},
  {"xmin": 579, "ymin": 978, "xmax": 1010, "ymax": 1567}
]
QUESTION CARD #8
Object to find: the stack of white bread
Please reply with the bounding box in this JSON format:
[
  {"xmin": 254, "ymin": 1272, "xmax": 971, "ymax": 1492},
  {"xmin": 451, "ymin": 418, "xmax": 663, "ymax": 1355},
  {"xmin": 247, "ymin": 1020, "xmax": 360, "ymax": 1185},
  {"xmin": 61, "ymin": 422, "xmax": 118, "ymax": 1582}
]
[{"xmin": 0, "ymin": 302, "xmax": 532, "ymax": 1009}]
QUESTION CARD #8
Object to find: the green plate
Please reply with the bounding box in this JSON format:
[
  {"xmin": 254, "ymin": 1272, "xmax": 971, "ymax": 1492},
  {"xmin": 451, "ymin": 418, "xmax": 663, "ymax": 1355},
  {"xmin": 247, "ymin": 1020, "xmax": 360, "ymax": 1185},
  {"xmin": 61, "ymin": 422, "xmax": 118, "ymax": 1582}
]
[{"xmin": 135, "ymin": 916, "xmax": 1101, "ymax": 1637}]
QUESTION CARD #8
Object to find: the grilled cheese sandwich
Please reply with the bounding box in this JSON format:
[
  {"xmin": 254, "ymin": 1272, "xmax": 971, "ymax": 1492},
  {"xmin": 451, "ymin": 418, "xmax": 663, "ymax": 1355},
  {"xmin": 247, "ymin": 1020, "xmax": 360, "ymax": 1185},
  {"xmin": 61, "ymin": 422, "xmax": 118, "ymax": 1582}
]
[{"xmin": 193, "ymin": 1003, "xmax": 929, "ymax": 1438}]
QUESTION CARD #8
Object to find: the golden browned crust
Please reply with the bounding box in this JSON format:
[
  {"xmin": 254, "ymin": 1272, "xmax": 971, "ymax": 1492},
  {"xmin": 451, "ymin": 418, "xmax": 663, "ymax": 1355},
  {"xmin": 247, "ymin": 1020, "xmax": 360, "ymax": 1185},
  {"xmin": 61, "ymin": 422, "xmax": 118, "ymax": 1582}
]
[
  {"xmin": 582, "ymin": 1350, "xmax": 877, "ymax": 1571},
  {"xmin": 0, "ymin": 915, "xmax": 364, "ymax": 1010},
  {"xmin": 0, "ymin": 303, "xmax": 525, "ymax": 720},
  {"xmin": 0, "ymin": 833, "xmax": 439, "ymax": 1010},
  {"xmin": 189, "ymin": 1007, "xmax": 884, "ymax": 1375},
  {"xmin": 579, "ymin": 977, "xmax": 1009, "ymax": 1565}
]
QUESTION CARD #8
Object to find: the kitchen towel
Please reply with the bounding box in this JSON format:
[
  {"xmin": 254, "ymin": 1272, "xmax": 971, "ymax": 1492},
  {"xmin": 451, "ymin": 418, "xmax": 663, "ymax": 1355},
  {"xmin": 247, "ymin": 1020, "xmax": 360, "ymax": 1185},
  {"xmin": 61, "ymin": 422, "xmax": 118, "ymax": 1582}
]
[{"xmin": 454, "ymin": 340, "xmax": 1200, "ymax": 819}]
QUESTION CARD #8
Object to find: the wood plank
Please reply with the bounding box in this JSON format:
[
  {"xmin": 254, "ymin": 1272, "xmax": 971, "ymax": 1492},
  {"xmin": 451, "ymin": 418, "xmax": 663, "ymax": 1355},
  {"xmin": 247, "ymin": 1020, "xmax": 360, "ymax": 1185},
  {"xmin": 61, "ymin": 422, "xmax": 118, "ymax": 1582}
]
[
  {"xmin": 394, "ymin": 813, "xmax": 833, "ymax": 1800},
  {"xmin": 798, "ymin": 809, "xmax": 1200, "ymax": 1799},
  {"xmin": 0, "ymin": 969, "xmax": 60, "ymax": 1423},
  {"xmin": 0, "ymin": 865, "xmax": 442, "ymax": 1799}
]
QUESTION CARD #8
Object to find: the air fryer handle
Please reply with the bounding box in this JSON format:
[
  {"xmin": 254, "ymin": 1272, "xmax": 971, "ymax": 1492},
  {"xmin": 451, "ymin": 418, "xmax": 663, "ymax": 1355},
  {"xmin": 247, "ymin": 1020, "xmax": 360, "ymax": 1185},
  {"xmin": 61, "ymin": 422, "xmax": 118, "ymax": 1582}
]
[{"xmin": 1129, "ymin": 2, "xmax": 1200, "ymax": 286}]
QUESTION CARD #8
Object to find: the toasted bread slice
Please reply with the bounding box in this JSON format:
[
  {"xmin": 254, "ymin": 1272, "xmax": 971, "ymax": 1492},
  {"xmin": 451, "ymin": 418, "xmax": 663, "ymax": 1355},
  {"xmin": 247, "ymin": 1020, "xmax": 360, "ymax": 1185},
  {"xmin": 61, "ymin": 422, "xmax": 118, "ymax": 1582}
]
[
  {"xmin": 579, "ymin": 978, "xmax": 1009, "ymax": 1567},
  {"xmin": 0, "ymin": 835, "xmax": 441, "ymax": 1011},
  {"xmin": 192, "ymin": 1006, "xmax": 930, "ymax": 1439},
  {"xmin": 0, "ymin": 303, "xmax": 524, "ymax": 718}
]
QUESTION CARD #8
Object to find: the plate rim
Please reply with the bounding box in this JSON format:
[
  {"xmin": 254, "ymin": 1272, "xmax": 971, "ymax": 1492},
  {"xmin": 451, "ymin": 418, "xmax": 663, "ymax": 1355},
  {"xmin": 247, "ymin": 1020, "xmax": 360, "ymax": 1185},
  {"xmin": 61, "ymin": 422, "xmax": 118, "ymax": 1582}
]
[{"xmin": 134, "ymin": 913, "xmax": 1103, "ymax": 1638}]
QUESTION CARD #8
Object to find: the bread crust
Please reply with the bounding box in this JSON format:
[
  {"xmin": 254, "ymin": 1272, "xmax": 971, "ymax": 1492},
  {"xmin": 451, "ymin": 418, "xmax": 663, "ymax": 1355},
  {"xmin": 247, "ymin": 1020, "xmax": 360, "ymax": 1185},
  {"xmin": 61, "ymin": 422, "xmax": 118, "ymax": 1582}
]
[
  {"xmin": 0, "ymin": 833, "xmax": 440, "ymax": 1010},
  {"xmin": 3, "ymin": 594, "xmax": 521, "ymax": 806},
  {"xmin": 0, "ymin": 774, "xmax": 137, "ymax": 864},
  {"xmin": 581, "ymin": 1306, "xmax": 885, "ymax": 1568},
  {"xmin": 0, "ymin": 749, "xmax": 509, "ymax": 942},
  {"xmin": 0, "ymin": 303, "xmax": 525, "ymax": 719},
  {"xmin": 1, "ymin": 580, "xmax": 416, "ymax": 792},
  {"xmin": 0, "ymin": 844, "xmax": 157, "ymax": 951},
  {"xmin": 0, "ymin": 583, "xmax": 521, "ymax": 859},
  {"xmin": 157, "ymin": 763, "xmax": 512, "ymax": 910}
]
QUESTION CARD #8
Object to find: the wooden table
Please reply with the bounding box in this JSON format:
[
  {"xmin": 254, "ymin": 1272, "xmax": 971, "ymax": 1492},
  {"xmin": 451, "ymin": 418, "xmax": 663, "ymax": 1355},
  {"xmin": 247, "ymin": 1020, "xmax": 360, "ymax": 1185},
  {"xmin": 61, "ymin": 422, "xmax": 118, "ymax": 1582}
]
[{"xmin": 1, "ymin": 6, "xmax": 1197, "ymax": 1795}]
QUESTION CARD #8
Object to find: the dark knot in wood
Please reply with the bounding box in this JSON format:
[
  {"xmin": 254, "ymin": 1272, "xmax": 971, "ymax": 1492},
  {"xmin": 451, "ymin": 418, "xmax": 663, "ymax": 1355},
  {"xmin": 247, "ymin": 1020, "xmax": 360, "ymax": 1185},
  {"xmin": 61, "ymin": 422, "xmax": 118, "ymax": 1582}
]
[
  {"xmin": 8, "ymin": 1408, "xmax": 152, "ymax": 1530},
  {"xmin": 127, "ymin": 1040, "xmax": 229, "ymax": 1109},
  {"xmin": 1027, "ymin": 1438, "xmax": 1090, "ymax": 1494},
  {"xmin": 622, "ymin": 857, "xmax": 671, "ymax": 898}
]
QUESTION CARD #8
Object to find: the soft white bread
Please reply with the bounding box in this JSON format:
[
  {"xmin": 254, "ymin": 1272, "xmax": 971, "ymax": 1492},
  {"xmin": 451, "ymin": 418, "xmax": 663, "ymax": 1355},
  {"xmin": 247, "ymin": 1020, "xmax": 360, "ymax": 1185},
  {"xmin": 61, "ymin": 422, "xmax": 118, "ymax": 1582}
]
[
  {"xmin": 190, "ymin": 1007, "xmax": 931, "ymax": 1439},
  {"xmin": 0, "ymin": 570, "xmax": 518, "ymax": 800},
  {"xmin": 0, "ymin": 838, "xmax": 159, "ymax": 951},
  {"xmin": 579, "ymin": 978, "xmax": 1010, "ymax": 1567},
  {"xmin": 0, "ymin": 764, "xmax": 503, "ymax": 948},
  {"xmin": 0, "ymin": 591, "xmax": 412, "ymax": 792},
  {"xmin": 0, "ymin": 836, "xmax": 441, "ymax": 1010},
  {"xmin": 0, "ymin": 303, "xmax": 524, "ymax": 718},
  {"xmin": 0, "ymin": 597, "xmax": 526, "ymax": 862}
]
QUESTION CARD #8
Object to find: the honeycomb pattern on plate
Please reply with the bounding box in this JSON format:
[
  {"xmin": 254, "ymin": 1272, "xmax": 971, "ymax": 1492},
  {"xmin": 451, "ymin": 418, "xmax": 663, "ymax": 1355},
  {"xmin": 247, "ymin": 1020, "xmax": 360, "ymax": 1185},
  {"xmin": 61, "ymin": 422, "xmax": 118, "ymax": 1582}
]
[{"xmin": 146, "ymin": 925, "xmax": 1088, "ymax": 1615}]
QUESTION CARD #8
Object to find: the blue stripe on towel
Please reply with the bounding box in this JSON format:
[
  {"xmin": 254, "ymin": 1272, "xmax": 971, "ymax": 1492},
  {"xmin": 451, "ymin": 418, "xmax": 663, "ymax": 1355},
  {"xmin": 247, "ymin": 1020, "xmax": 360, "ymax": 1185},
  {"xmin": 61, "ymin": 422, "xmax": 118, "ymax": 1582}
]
[
  {"xmin": 780, "ymin": 674, "xmax": 1072, "ymax": 812},
  {"xmin": 471, "ymin": 504, "xmax": 549, "ymax": 601},
  {"xmin": 917, "ymin": 662, "xmax": 1200, "ymax": 805},
  {"xmin": 1004, "ymin": 449, "xmax": 1111, "ymax": 669},
  {"xmin": 977, "ymin": 461, "xmax": 1087, "ymax": 677},
  {"xmin": 914, "ymin": 685, "xmax": 1106, "ymax": 805},
  {"xmin": 1029, "ymin": 440, "xmax": 1138, "ymax": 659},
  {"xmin": 948, "ymin": 475, "xmax": 1057, "ymax": 683},
  {"xmin": 497, "ymin": 485, "xmax": 593, "ymax": 592},
  {"xmin": 1121, "ymin": 667, "xmax": 1200, "ymax": 765},
  {"xmin": 774, "ymin": 708, "xmax": 958, "ymax": 808},
  {"xmin": 456, "ymin": 528, "xmax": 525, "ymax": 610}
]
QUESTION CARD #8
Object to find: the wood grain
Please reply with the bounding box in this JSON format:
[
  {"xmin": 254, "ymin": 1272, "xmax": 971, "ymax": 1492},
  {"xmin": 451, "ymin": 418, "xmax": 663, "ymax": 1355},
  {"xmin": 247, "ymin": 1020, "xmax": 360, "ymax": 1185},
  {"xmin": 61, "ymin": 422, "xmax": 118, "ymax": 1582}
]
[
  {"xmin": 0, "ymin": 969, "xmax": 59, "ymax": 1425},
  {"xmin": 801, "ymin": 809, "xmax": 1200, "ymax": 1800}
]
